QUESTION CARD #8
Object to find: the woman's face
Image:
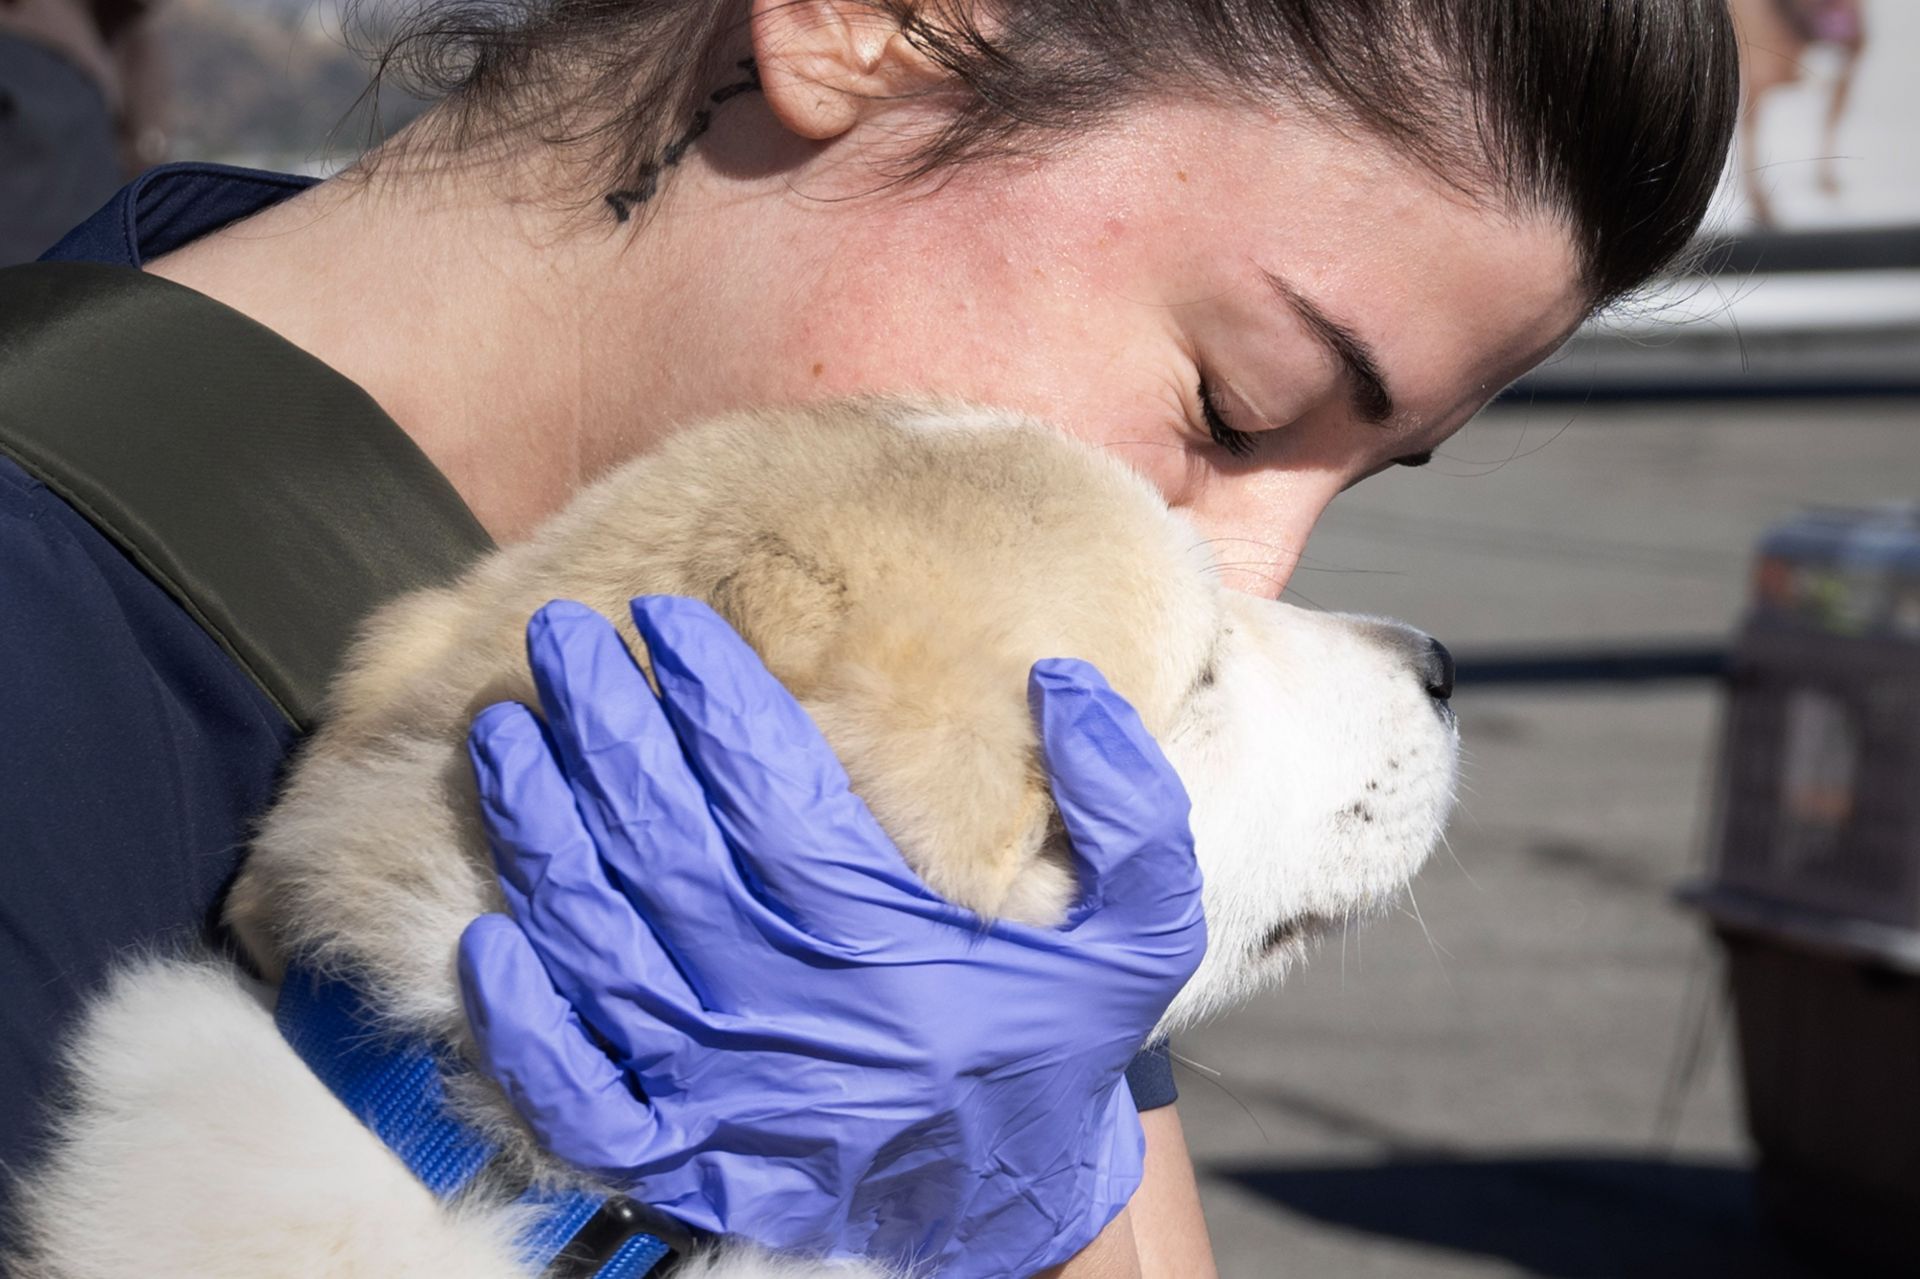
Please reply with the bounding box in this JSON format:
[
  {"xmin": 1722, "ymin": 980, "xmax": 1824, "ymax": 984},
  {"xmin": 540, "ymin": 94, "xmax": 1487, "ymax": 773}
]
[{"xmin": 646, "ymin": 95, "xmax": 1589, "ymax": 599}]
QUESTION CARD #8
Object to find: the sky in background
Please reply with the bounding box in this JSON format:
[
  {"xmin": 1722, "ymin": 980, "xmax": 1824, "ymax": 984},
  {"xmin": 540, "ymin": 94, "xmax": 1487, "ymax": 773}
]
[{"xmin": 1716, "ymin": 0, "xmax": 1920, "ymax": 230}]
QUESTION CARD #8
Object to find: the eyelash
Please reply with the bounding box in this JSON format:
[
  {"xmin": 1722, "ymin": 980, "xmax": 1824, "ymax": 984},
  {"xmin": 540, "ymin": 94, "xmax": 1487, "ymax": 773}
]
[{"xmin": 1197, "ymin": 379, "xmax": 1258, "ymax": 459}]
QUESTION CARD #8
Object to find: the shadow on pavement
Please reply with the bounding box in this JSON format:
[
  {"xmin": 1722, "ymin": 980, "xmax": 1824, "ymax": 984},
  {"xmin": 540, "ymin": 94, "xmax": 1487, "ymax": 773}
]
[{"xmin": 1213, "ymin": 1153, "xmax": 1831, "ymax": 1277}]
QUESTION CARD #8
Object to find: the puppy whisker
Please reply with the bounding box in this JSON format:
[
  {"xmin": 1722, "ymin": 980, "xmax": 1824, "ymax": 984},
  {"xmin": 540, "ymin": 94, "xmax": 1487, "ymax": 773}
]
[
  {"xmin": 1437, "ymin": 829, "xmax": 1481, "ymax": 892},
  {"xmin": 1169, "ymin": 1054, "xmax": 1273, "ymax": 1146},
  {"xmin": 1400, "ymin": 884, "xmax": 1458, "ymax": 997}
]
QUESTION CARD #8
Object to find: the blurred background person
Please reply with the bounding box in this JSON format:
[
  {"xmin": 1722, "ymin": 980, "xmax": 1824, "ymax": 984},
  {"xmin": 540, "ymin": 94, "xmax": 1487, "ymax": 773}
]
[
  {"xmin": 0, "ymin": 0, "xmax": 169, "ymax": 265},
  {"xmin": 1733, "ymin": 0, "xmax": 1869, "ymax": 225}
]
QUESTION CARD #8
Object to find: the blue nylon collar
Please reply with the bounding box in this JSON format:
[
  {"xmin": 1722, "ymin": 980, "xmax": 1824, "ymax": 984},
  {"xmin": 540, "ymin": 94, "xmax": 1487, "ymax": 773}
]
[{"xmin": 275, "ymin": 966, "xmax": 673, "ymax": 1278}]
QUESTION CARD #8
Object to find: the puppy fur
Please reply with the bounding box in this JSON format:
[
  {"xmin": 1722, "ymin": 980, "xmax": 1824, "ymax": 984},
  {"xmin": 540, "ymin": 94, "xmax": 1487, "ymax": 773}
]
[{"xmin": 6, "ymin": 398, "xmax": 1458, "ymax": 1278}]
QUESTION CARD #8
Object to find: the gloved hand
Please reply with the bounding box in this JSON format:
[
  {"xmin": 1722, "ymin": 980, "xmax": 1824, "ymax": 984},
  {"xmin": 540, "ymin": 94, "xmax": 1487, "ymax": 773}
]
[{"xmin": 456, "ymin": 596, "xmax": 1206, "ymax": 1277}]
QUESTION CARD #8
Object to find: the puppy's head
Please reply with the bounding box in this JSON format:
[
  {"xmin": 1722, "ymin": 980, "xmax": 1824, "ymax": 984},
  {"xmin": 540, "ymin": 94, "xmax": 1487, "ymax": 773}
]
[
  {"xmin": 1155, "ymin": 598, "xmax": 1457, "ymax": 1031},
  {"xmin": 545, "ymin": 400, "xmax": 1461, "ymax": 1029},
  {"xmin": 239, "ymin": 398, "xmax": 1457, "ymax": 1039}
]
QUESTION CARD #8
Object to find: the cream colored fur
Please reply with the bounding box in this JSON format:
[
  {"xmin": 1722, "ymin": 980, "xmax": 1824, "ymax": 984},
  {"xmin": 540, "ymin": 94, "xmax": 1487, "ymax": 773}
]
[{"xmin": 6, "ymin": 398, "xmax": 1458, "ymax": 1278}]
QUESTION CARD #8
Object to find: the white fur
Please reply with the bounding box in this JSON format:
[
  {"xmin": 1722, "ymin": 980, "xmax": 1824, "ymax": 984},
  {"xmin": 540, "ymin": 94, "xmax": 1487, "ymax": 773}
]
[
  {"xmin": 1161, "ymin": 604, "xmax": 1457, "ymax": 1030},
  {"xmin": 6, "ymin": 400, "xmax": 1456, "ymax": 1278},
  {"xmin": 6, "ymin": 956, "xmax": 538, "ymax": 1279}
]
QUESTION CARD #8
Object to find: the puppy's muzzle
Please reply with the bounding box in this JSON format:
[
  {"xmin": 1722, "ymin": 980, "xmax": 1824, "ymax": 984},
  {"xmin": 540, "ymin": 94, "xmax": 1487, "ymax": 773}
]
[
  {"xmin": 1366, "ymin": 622, "xmax": 1456, "ymax": 723},
  {"xmin": 1421, "ymin": 637, "xmax": 1455, "ymax": 703}
]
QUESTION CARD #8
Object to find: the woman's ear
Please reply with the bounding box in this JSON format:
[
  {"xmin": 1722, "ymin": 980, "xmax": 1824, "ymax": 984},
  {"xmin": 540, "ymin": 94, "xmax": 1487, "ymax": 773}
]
[{"xmin": 749, "ymin": 0, "xmax": 943, "ymax": 141}]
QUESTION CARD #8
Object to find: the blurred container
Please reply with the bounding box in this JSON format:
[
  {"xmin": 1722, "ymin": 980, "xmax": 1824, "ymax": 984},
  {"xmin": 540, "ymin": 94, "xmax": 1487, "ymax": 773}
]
[{"xmin": 1682, "ymin": 502, "xmax": 1920, "ymax": 1270}]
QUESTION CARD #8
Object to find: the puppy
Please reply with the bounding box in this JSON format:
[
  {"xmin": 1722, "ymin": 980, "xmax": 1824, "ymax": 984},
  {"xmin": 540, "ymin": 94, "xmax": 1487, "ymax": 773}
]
[{"xmin": 7, "ymin": 399, "xmax": 1459, "ymax": 1278}]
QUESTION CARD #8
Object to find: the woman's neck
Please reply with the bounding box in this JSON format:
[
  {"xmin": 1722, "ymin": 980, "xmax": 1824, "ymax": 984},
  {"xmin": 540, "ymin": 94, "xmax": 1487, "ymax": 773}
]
[
  {"xmin": 141, "ymin": 81, "xmax": 939, "ymax": 543},
  {"xmin": 141, "ymin": 154, "xmax": 696, "ymax": 543}
]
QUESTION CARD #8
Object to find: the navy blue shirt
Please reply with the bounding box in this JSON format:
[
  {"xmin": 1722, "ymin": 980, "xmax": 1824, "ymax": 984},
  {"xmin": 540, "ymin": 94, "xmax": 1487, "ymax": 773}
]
[
  {"xmin": 0, "ymin": 164, "xmax": 319, "ymax": 1221},
  {"xmin": 0, "ymin": 163, "xmax": 1174, "ymax": 1227}
]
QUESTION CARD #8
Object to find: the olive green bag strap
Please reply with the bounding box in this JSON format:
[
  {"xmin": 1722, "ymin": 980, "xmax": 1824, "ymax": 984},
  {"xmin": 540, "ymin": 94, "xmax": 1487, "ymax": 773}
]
[{"xmin": 0, "ymin": 261, "xmax": 495, "ymax": 731}]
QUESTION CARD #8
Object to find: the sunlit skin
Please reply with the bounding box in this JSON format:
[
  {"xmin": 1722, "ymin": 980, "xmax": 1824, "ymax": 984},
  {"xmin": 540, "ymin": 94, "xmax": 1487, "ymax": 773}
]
[
  {"xmin": 143, "ymin": 8, "xmax": 1593, "ymax": 1276},
  {"xmin": 149, "ymin": 68, "xmax": 1585, "ymax": 604},
  {"xmin": 668, "ymin": 94, "xmax": 1588, "ymax": 598}
]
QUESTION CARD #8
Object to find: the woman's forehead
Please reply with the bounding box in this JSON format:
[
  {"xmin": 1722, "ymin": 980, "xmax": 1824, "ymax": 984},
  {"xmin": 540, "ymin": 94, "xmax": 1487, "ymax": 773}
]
[
  {"xmin": 1012, "ymin": 97, "xmax": 1579, "ymax": 284},
  {"xmin": 1024, "ymin": 100, "xmax": 1587, "ymax": 383}
]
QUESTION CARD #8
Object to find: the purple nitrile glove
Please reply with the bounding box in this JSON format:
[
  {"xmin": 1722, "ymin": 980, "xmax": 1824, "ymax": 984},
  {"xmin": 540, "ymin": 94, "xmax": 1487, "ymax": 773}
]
[{"xmin": 456, "ymin": 596, "xmax": 1206, "ymax": 1277}]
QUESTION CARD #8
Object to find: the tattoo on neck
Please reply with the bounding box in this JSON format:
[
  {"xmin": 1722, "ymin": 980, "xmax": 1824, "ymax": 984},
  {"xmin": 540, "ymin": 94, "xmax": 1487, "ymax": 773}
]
[{"xmin": 605, "ymin": 58, "xmax": 762, "ymax": 224}]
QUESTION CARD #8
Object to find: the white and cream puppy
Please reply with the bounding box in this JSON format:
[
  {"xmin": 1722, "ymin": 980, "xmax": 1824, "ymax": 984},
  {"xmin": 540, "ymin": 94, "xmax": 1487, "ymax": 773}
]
[{"xmin": 7, "ymin": 399, "xmax": 1459, "ymax": 1279}]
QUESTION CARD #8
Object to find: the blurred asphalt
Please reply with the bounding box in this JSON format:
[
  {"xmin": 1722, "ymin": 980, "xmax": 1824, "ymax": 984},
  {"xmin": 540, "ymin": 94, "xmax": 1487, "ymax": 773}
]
[{"xmin": 1177, "ymin": 395, "xmax": 1920, "ymax": 1278}]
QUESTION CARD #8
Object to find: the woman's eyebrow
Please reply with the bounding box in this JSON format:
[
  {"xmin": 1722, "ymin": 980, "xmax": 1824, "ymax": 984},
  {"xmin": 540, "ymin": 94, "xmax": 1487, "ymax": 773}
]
[{"xmin": 1259, "ymin": 268, "xmax": 1396, "ymax": 424}]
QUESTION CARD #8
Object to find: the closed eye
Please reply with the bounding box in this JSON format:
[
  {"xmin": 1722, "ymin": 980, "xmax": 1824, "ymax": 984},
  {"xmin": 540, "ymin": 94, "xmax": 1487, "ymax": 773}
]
[
  {"xmin": 1197, "ymin": 379, "xmax": 1259, "ymax": 459},
  {"xmin": 1396, "ymin": 451, "xmax": 1433, "ymax": 468}
]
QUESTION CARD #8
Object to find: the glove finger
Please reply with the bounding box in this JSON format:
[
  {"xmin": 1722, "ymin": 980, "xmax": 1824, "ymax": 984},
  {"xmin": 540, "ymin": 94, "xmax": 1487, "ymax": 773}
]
[
  {"xmin": 523, "ymin": 601, "xmax": 744, "ymax": 948},
  {"xmin": 628, "ymin": 595, "xmax": 935, "ymax": 944},
  {"xmin": 457, "ymin": 913, "xmax": 677, "ymax": 1178},
  {"xmin": 1028, "ymin": 658, "xmax": 1205, "ymax": 942},
  {"xmin": 469, "ymin": 699, "xmax": 704, "ymax": 1054}
]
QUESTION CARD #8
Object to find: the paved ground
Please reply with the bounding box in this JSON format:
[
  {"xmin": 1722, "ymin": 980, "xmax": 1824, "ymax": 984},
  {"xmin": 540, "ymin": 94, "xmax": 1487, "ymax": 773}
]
[{"xmin": 1177, "ymin": 396, "xmax": 1920, "ymax": 1277}]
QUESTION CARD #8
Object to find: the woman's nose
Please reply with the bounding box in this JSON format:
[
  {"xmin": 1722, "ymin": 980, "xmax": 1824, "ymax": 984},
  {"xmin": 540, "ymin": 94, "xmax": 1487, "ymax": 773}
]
[{"xmin": 1193, "ymin": 490, "xmax": 1335, "ymax": 601}]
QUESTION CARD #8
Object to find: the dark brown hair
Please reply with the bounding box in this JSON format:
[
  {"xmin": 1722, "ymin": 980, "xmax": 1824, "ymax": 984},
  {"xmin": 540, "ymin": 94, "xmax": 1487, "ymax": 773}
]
[{"xmin": 366, "ymin": 0, "xmax": 1739, "ymax": 307}]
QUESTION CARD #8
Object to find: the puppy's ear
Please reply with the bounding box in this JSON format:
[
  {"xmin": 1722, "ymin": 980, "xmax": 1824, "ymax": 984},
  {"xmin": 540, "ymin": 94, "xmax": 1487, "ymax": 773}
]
[
  {"xmin": 799, "ymin": 593, "xmax": 1076, "ymax": 925},
  {"xmin": 704, "ymin": 532, "xmax": 851, "ymax": 703},
  {"xmin": 682, "ymin": 526, "xmax": 1067, "ymax": 920}
]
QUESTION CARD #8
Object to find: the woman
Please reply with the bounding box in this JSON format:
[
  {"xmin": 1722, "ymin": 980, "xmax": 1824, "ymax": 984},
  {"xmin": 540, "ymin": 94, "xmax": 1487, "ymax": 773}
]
[{"xmin": 0, "ymin": 0, "xmax": 1738, "ymax": 1274}]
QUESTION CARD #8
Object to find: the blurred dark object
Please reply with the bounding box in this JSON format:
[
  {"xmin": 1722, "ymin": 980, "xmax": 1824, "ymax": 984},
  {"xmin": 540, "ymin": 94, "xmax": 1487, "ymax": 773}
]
[
  {"xmin": 0, "ymin": 0, "xmax": 169, "ymax": 266},
  {"xmin": 1682, "ymin": 503, "xmax": 1920, "ymax": 1272},
  {"xmin": 1509, "ymin": 225, "xmax": 1920, "ymax": 400},
  {"xmin": 1694, "ymin": 223, "xmax": 1920, "ymax": 274},
  {"xmin": 0, "ymin": 31, "xmax": 120, "ymax": 266},
  {"xmin": 1455, "ymin": 645, "xmax": 1730, "ymax": 687},
  {"xmin": 1718, "ymin": 937, "xmax": 1920, "ymax": 1272},
  {"xmin": 0, "ymin": 0, "xmax": 427, "ymax": 268},
  {"xmin": 1218, "ymin": 1154, "xmax": 1811, "ymax": 1277}
]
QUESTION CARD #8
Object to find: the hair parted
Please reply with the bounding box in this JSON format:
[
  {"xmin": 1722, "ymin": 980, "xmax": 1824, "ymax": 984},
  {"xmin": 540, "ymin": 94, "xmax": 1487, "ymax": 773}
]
[{"xmin": 364, "ymin": 0, "xmax": 1738, "ymax": 307}]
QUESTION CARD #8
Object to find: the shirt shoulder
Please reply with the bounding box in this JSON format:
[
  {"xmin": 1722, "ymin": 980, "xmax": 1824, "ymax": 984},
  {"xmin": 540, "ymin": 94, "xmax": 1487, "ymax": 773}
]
[
  {"xmin": 39, "ymin": 161, "xmax": 319, "ymax": 268},
  {"xmin": 0, "ymin": 455, "xmax": 293, "ymax": 1190},
  {"xmin": 0, "ymin": 455, "xmax": 292, "ymax": 861}
]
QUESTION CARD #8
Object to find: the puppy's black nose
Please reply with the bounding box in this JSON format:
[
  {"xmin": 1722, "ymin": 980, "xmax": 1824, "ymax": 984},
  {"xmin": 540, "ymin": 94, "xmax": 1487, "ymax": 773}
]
[{"xmin": 1423, "ymin": 637, "xmax": 1455, "ymax": 702}]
